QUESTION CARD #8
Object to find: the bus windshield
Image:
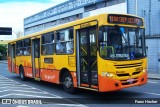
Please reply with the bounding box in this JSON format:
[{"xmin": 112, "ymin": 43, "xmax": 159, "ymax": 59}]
[{"xmin": 99, "ymin": 26, "xmax": 146, "ymax": 60}]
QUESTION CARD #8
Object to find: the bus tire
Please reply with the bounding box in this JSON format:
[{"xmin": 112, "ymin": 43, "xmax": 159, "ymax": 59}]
[
  {"xmin": 19, "ymin": 66, "xmax": 26, "ymax": 81},
  {"xmin": 62, "ymin": 71, "xmax": 76, "ymax": 94}
]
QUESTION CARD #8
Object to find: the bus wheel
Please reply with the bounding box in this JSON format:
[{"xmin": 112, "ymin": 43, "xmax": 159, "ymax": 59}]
[
  {"xmin": 62, "ymin": 72, "xmax": 76, "ymax": 94},
  {"xmin": 19, "ymin": 66, "xmax": 26, "ymax": 81}
]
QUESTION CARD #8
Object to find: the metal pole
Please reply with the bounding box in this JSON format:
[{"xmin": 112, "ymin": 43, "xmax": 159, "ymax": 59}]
[
  {"xmin": 149, "ymin": 0, "xmax": 151, "ymax": 36},
  {"xmin": 135, "ymin": 0, "xmax": 138, "ymax": 15}
]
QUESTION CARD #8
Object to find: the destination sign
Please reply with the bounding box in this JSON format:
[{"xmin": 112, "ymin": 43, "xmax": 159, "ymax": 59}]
[{"xmin": 108, "ymin": 14, "xmax": 143, "ymax": 26}]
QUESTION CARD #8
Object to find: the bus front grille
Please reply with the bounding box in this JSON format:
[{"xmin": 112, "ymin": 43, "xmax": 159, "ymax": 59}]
[
  {"xmin": 114, "ymin": 62, "xmax": 142, "ymax": 69},
  {"xmin": 117, "ymin": 73, "xmax": 130, "ymax": 77},
  {"xmin": 116, "ymin": 71, "xmax": 141, "ymax": 77},
  {"xmin": 132, "ymin": 71, "xmax": 141, "ymax": 75}
]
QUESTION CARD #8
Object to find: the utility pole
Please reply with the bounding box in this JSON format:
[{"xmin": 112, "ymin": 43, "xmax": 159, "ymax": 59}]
[
  {"xmin": 149, "ymin": 0, "xmax": 151, "ymax": 36},
  {"xmin": 135, "ymin": 0, "xmax": 138, "ymax": 15}
]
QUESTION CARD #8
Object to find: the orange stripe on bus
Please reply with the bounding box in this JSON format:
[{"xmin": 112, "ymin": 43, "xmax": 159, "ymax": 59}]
[
  {"xmin": 91, "ymin": 85, "xmax": 98, "ymax": 89},
  {"xmin": 70, "ymin": 72, "xmax": 77, "ymax": 88},
  {"xmin": 81, "ymin": 84, "xmax": 89, "ymax": 87},
  {"xmin": 40, "ymin": 69, "xmax": 60, "ymax": 84}
]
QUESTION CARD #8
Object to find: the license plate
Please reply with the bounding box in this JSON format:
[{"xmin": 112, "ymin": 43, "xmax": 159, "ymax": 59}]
[{"xmin": 127, "ymin": 78, "xmax": 134, "ymax": 83}]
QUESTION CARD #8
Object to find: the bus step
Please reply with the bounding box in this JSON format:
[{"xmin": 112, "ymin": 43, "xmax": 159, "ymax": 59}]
[{"xmin": 34, "ymin": 77, "xmax": 40, "ymax": 81}]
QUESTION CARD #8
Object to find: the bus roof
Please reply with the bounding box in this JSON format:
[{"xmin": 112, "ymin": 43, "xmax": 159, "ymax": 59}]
[{"xmin": 8, "ymin": 13, "xmax": 144, "ymax": 43}]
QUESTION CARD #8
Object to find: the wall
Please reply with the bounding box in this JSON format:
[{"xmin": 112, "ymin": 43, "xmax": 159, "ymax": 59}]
[
  {"xmin": 146, "ymin": 38, "xmax": 160, "ymax": 74},
  {"xmin": 127, "ymin": 0, "xmax": 160, "ymax": 36},
  {"xmin": 128, "ymin": 0, "xmax": 160, "ymax": 74},
  {"xmin": 84, "ymin": 2, "xmax": 127, "ymax": 17}
]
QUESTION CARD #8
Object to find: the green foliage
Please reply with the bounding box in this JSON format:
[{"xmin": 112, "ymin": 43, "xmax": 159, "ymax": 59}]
[{"xmin": 0, "ymin": 44, "xmax": 7, "ymax": 56}]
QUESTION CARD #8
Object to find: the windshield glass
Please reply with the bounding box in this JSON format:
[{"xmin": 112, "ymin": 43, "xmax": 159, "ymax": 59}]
[{"xmin": 99, "ymin": 26, "xmax": 146, "ymax": 60}]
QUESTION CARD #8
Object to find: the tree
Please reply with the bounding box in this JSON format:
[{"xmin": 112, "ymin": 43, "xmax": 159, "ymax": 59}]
[{"xmin": 0, "ymin": 44, "xmax": 7, "ymax": 60}]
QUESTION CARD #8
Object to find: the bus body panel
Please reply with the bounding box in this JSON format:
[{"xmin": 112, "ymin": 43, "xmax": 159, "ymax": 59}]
[
  {"xmin": 8, "ymin": 57, "xmax": 12, "ymax": 72},
  {"xmin": 40, "ymin": 69, "xmax": 60, "ymax": 84},
  {"xmin": 7, "ymin": 13, "xmax": 147, "ymax": 92},
  {"xmin": 23, "ymin": 56, "xmax": 32, "ymax": 77}
]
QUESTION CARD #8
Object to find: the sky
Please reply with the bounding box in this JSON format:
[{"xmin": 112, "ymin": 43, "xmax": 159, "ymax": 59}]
[{"xmin": 0, "ymin": 0, "xmax": 67, "ymax": 40}]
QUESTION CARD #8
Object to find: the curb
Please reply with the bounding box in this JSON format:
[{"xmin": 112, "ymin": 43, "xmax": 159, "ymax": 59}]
[
  {"xmin": 148, "ymin": 77, "xmax": 160, "ymax": 80},
  {"xmin": 148, "ymin": 74, "xmax": 160, "ymax": 80},
  {"xmin": 148, "ymin": 78, "xmax": 160, "ymax": 80}
]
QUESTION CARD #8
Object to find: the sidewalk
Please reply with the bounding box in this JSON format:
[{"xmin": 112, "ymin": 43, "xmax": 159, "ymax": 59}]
[{"xmin": 0, "ymin": 60, "xmax": 160, "ymax": 80}]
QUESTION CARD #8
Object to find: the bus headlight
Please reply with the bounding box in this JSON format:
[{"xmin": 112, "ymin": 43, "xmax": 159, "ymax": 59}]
[
  {"xmin": 143, "ymin": 68, "xmax": 148, "ymax": 72},
  {"xmin": 106, "ymin": 72, "xmax": 110, "ymax": 77},
  {"xmin": 102, "ymin": 72, "xmax": 113, "ymax": 78},
  {"xmin": 106, "ymin": 72, "xmax": 113, "ymax": 78}
]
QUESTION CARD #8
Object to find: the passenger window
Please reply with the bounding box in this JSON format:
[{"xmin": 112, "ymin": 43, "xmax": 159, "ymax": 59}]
[
  {"xmin": 23, "ymin": 39, "xmax": 31, "ymax": 56},
  {"xmin": 16, "ymin": 40, "xmax": 23, "ymax": 56},
  {"xmin": 56, "ymin": 28, "xmax": 74, "ymax": 54},
  {"xmin": 41, "ymin": 32, "xmax": 54, "ymax": 55}
]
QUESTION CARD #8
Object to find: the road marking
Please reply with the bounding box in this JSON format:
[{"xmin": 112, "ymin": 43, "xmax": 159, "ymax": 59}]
[
  {"xmin": 0, "ymin": 78, "xmax": 17, "ymax": 81},
  {"xmin": 0, "ymin": 93, "xmax": 14, "ymax": 98},
  {"xmin": 136, "ymin": 91, "xmax": 160, "ymax": 96},
  {"xmin": 16, "ymin": 104, "xmax": 86, "ymax": 107},
  {"xmin": 46, "ymin": 104, "xmax": 87, "ymax": 107},
  {"xmin": 0, "ymin": 89, "xmax": 49, "ymax": 94},
  {"xmin": 0, "ymin": 81, "xmax": 16, "ymax": 82},
  {"xmin": 16, "ymin": 106, "xmax": 29, "ymax": 107},
  {"xmin": 0, "ymin": 93, "xmax": 58, "ymax": 98},
  {"xmin": 0, "ymin": 86, "xmax": 36, "ymax": 89},
  {"xmin": 0, "ymin": 81, "xmax": 19, "ymax": 83},
  {"xmin": 0, "ymin": 76, "xmax": 62, "ymax": 98},
  {"xmin": 0, "ymin": 84, "xmax": 28, "ymax": 86},
  {"xmin": 5, "ymin": 93, "xmax": 59, "ymax": 98},
  {"xmin": 0, "ymin": 75, "xmax": 88, "ymax": 107}
]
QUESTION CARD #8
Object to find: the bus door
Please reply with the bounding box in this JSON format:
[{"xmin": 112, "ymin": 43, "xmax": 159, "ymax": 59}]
[
  {"xmin": 76, "ymin": 25, "xmax": 98, "ymax": 89},
  {"xmin": 31, "ymin": 38, "xmax": 40, "ymax": 80},
  {"xmin": 11, "ymin": 44, "xmax": 16, "ymax": 73}
]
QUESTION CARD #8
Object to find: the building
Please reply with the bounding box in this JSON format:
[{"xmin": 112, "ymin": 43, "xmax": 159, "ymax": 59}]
[
  {"xmin": 24, "ymin": 0, "xmax": 160, "ymax": 74},
  {"xmin": 24, "ymin": 0, "xmax": 127, "ymax": 35}
]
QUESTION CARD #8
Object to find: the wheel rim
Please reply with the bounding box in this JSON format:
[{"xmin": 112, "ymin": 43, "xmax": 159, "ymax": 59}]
[{"xmin": 64, "ymin": 77, "xmax": 72, "ymax": 88}]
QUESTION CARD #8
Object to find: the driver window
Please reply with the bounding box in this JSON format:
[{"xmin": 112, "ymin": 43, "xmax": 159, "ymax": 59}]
[
  {"xmin": 129, "ymin": 31, "xmax": 135, "ymax": 46},
  {"xmin": 108, "ymin": 30, "xmax": 122, "ymax": 54},
  {"xmin": 99, "ymin": 28, "xmax": 108, "ymax": 57}
]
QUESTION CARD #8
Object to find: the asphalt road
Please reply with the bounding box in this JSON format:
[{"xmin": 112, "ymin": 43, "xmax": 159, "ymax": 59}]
[{"xmin": 0, "ymin": 62, "xmax": 160, "ymax": 107}]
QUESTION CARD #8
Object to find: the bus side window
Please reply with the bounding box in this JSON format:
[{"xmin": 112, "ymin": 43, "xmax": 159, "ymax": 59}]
[
  {"xmin": 23, "ymin": 38, "xmax": 31, "ymax": 56},
  {"xmin": 41, "ymin": 32, "xmax": 54, "ymax": 55},
  {"xmin": 56, "ymin": 28, "xmax": 74, "ymax": 54},
  {"xmin": 16, "ymin": 40, "xmax": 23, "ymax": 56}
]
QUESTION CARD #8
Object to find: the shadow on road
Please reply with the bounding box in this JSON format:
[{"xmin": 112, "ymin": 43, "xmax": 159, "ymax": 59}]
[{"xmin": 8, "ymin": 75, "xmax": 144, "ymax": 104}]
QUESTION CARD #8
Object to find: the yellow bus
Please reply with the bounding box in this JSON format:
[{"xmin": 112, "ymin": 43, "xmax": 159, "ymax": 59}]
[{"xmin": 8, "ymin": 13, "xmax": 147, "ymax": 93}]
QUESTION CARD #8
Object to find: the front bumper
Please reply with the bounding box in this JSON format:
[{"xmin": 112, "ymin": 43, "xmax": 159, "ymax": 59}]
[{"xmin": 98, "ymin": 72, "xmax": 148, "ymax": 92}]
